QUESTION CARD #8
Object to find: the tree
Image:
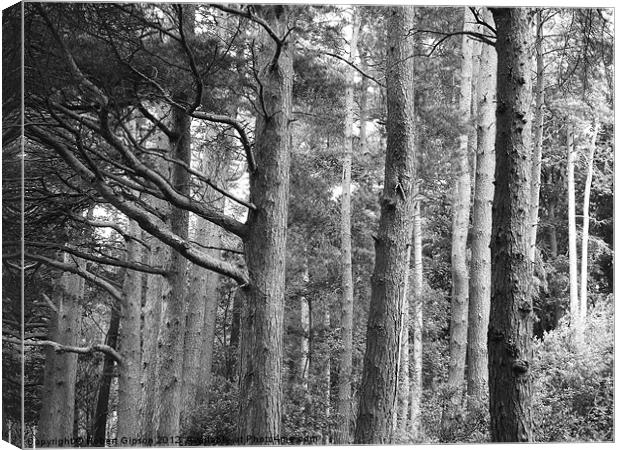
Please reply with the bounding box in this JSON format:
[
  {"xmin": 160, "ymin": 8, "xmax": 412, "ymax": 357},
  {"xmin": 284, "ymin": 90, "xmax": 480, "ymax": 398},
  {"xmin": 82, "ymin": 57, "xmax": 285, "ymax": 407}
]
[
  {"xmin": 236, "ymin": 5, "xmax": 294, "ymax": 439},
  {"xmin": 488, "ymin": 7, "xmax": 535, "ymax": 442},
  {"xmin": 567, "ymin": 123, "xmax": 581, "ymax": 345},
  {"xmin": 466, "ymin": 8, "xmax": 496, "ymax": 402},
  {"xmin": 336, "ymin": 7, "xmax": 360, "ymax": 444},
  {"xmin": 442, "ymin": 7, "xmax": 474, "ymax": 433},
  {"xmin": 579, "ymin": 119, "xmax": 600, "ymax": 335},
  {"xmin": 354, "ymin": 6, "xmax": 416, "ymax": 443}
]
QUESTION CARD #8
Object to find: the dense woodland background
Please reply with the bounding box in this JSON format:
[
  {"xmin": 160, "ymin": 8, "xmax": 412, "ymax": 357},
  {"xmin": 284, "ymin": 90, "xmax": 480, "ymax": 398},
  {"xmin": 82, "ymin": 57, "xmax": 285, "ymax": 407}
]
[{"xmin": 1, "ymin": 3, "xmax": 614, "ymax": 446}]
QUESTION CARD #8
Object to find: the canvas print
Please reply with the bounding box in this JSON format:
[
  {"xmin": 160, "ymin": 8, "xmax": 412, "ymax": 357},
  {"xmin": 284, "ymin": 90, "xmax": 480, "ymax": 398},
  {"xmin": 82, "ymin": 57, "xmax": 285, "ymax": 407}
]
[{"xmin": 1, "ymin": 3, "xmax": 614, "ymax": 447}]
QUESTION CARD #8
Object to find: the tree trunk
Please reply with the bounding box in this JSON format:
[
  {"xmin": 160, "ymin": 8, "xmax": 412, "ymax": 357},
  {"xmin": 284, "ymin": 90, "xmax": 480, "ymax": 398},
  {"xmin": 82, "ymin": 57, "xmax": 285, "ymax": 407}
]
[
  {"xmin": 92, "ymin": 304, "xmax": 120, "ymax": 442},
  {"xmin": 226, "ymin": 288, "xmax": 243, "ymax": 381},
  {"xmin": 354, "ymin": 6, "xmax": 416, "ymax": 444},
  {"xmin": 299, "ymin": 245, "xmax": 310, "ymax": 390},
  {"xmin": 567, "ymin": 123, "xmax": 581, "ymax": 345},
  {"xmin": 466, "ymin": 10, "xmax": 496, "ymax": 402},
  {"xmin": 38, "ymin": 260, "xmax": 84, "ymax": 442},
  {"xmin": 181, "ymin": 140, "xmax": 224, "ymax": 410},
  {"xmin": 488, "ymin": 8, "xmax": 535, "ymax": 442},
  {"xmin": 336, "ymin": 8, "xmax": 359, "ymax": 444},
  {"xmin": 579, "ymin": 119, "xmax": 599, "ymax": 336},
  {"xmin": 408, "ymin": 195, "xmax": 423, "ymax": 440},
  {"xmin": 443, "ymin": 7, "xmax": 474, "ymax": 434},
  {"xmin": 238, "ymin": 6, "xmax": 293, "ymax": 440},
  {"xmin": 117, "ymin": 220, "xmax": 143, "ymax": 439},
  {"xmin": 319, "ymin": 298, "xmax": 331, "ymax": 443},
  {"xmin": 529, "ymin": 11, "xmax": 545, "ymax": 263},
  {"xmin": 139, "ymin": 231, "xmax": 165, "ymax": 441}
]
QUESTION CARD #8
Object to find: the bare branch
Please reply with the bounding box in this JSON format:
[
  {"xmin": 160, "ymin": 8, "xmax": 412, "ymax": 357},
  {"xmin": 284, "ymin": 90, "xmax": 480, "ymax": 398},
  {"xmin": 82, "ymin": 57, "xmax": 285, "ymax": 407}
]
[{"xmin": 3, "ymin": 337, "xmax": 123, "ymax": 364}]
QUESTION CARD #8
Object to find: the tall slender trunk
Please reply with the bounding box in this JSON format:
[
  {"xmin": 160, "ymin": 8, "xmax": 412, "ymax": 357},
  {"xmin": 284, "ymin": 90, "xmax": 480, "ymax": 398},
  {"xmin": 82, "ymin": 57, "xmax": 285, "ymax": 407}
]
[
  {"xmin": 181, "ymin": 140, "xmax": 224, "ymax": 410},
  {"xmin": 299, "ymin": 245, "xmax": 310, "ymax": 390},
  {"xmin": 336, "ymin": 8, "xmax": 360, "ymax": 444},
  {"xmin": 320, "ymin": 299, "xmax": 331, "ymax": 443},
  {"xmin": 529, "ymin": 11, "xmax": 545, "ymax": 263},
  {"xmin": 238, "ymin": 6, "xmax": 293, "ymax": 440},
  {"xmin": 579, "ymin": 120, "xmax": 599, "ymax": 335},
  {"xmin": 92, "ymin": 304, "xmax": 120, "ymax": 441},
  {"xmin": 117, "ymin": 220, "xmax": 143, "ymax": 439},
  {"xmin": 394, "ymin": 295, "xmax": 409, "ymax": 438},
  {"xmin": 443, "ymin": 7, "xmax": 474, "ymax": 434},
  {"xmin": 152, "ymin": 104, "xmax": 191, "ymax": 438},
  {"xmin": 567, "ymin": 123, "xmax": 581, "ymax": 345},
  {"xmin": 466, "ymin": 10, "xmax": 496, "ymax": 402},
  {"xmin": 354, "ymin": 6, "xmax": 416, "ymax": 443},
  {"xmin": 139, "ymin": 231, "xmax": 165, "ymax": 441},
  {"xmin": 408, "ymin": 195, "xmax": 423, "ymax": 439},
  {"xmin": 226, "ymin": 288, "xmax": 242, "ymax": 381},
  {"xmin": 38, "ymin": 259, "xmax": 84, "ymax": 441},
  {"xmin": 488, "ymin": 8, "xmax": 535, "ymax": 442}
]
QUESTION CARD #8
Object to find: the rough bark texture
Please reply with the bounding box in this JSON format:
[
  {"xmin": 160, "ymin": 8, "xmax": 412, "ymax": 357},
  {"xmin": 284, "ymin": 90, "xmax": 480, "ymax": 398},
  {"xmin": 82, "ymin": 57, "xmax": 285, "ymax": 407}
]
[
  {"xmin": 181, "ymin": 138, "xmax": 224, "ymax": 410},
  {"xmin": 117, "ymin": 220, "xmax": 143, "ymax": 439},
  {"xmin": 408, "ymin": 197, "xmax": 423, "ymax": 439},
  {"xmin": 567, "ymin": 124, "xmax": 581, "ymax": 345},
  {"xmin": 354, "ymin": 6, "xmax": 416, "ymax": 444},
  {"xmin": 488, "ymin": 8, "xmax": 535, "ymax": 442},
  {"xmin": 443, "ymin": 7, "xmax": 474, "ymax": 433},
  {"xmin": 238, "ymin": 6, "xmax": 293, "ymax": 440},
  {"xmin": 529, "ymin": 11, "xmax": 545, "ymax": 263},
  {"xmin": 579, "ymin": 120, "xmax": 599, "ymax": 336},
  {"xmin": 38, "ymin": 264, "xmax": 84, "ymax": 441},
  {"xmin": 336, "ymin": 8, "xmax": 359, "ymax": 444},
  {"xmin": 466, "ymin": 12, "xmax": 496, "ymax": 402},
  {"xmin": 153, "ymin": 105, "xmax": 191, "ymax": 438},
  {"xmin": 92, "ymin": 304, "xmax": 120, "ymax": 441}
]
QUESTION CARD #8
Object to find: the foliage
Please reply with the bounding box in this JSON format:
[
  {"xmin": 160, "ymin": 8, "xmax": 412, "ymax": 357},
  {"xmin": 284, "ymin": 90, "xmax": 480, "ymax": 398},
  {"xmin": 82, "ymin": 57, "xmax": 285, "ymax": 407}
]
[{"xmin": 532, "ymin": 297, "xmax": 614, "ymax": 442}]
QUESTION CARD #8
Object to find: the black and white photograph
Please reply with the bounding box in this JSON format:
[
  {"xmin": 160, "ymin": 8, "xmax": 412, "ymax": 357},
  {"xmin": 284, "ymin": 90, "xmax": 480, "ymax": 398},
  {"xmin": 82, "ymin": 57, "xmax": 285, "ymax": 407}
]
[{"xmin": 1, "ymin": 2, "xmax": 614, "ymax": 447}]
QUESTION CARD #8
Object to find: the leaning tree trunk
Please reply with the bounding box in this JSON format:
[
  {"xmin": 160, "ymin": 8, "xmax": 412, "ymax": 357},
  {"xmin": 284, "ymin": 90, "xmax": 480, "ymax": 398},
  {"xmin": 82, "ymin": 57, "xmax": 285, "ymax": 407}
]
[
  {"xmin": 117, "ymin": 220, "xmax": 143, "ymax": 439},
  {"xmin": 238, "ymin": 6, "xmax": 293, "ymax": 440},
  {"xmin": 488, "ymin": 8, "xmax": 535, "ymax": 442},
  {"xmin": 442, "ymin": 7, "xmax": 474, "ymax": 435},
  {"xmin": 567, "ymin": 123, "xmax": 581, "ymax": 346},
  {"xmin": 529, "ymin": 11, "xmax": 545, "ymax": 263},
  {"xmin": 92, "ymin": 303, "xmax": 120, "ymax": 442},
  {"xmin": 466, "ymin": 10, "xmax": 496, "ymax": 402},
  {"xmin": 38, "ymin": 261, "xmax": 84, "ymax": 442},
  {"xmin": 408, "ymin": 192, "xmax": 423, "ymax": 440},
  {"xmin": 579, "ymin": 119, "xmax": 599, "ymax": 336},
  {"xmin": 336, "ymin": 8, "xmax": 359, "ymax": 445},
  {"xmin": 354, "ymin": 6, "xmax": 416, "ymax": 444}
]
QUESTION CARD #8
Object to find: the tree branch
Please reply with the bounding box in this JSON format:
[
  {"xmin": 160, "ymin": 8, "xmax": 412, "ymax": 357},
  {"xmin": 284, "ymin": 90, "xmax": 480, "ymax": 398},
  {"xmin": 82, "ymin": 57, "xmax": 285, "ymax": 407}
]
[{"xmin": 3, "ymin": 337, "xmax": 123, "ymax": 364}]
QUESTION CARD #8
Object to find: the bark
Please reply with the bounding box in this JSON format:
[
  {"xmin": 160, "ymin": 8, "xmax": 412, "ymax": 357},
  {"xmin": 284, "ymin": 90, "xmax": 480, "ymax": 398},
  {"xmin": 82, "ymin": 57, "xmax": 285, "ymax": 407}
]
[
  {"xmin": 92, "ymin": 304, "xmax": 120, "ymax": 442},
  {"xmin": 38, "ymin": 260, "xmax": 84, "ymax": 442},
  {"xmin": 238, "ymin": 6, "xmax": 293, "ymax": 440},
  {"xmin": 226, "ymin": 288, "xmax": 243, "ymax": 381},
  {"xmin": 299, "ymin": 246, "xmax": 310, "ymax": 390},
  {"xmin": 394, "ymin": 296, "xmax": 409, "ymax": 438},
  {"xmin": 336, "ymin": 8, "xmax": 359, "ymax": 444},
  {"xmin": 466, "ymin": 11, "xmax": 496, "ymax": 402},
  {"xmin": 320, "ymin": 298, "xmax": 332, "ymax": 444},
  {"xmin": 354, "ymin": 6, "xmax": 416, "ymax": 444},
  {"xmin": 529, "ymin": 11, "xmax": 545, "ymax": 263},
  {"xmin": 117, "ymin": 220, "xmax": 143, "ymax": 439},
  {"xmin": 488, "ymin": 8, "xmax": 535, "ymax": 442},
  {"xmin": 443, "ymin": 7, "xmax": 474, "ymax": 433},
  {"xmin": 408, "ymin": 196, "xmax": 423, "ymax": 439},
  {"xmin": 579, "ymin": 120, "xmax": 599, "ymax": 336},
  {"xmin": 153, "ymin": 105, "xmax": 191, "ymax": 438},
  {"xmin": 567, "ymin": 123, "xmax": 581, "ymax": 345},
  {"xmin": 181, "ymin": 137, "xmax": 225, "ymax": 410}
]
